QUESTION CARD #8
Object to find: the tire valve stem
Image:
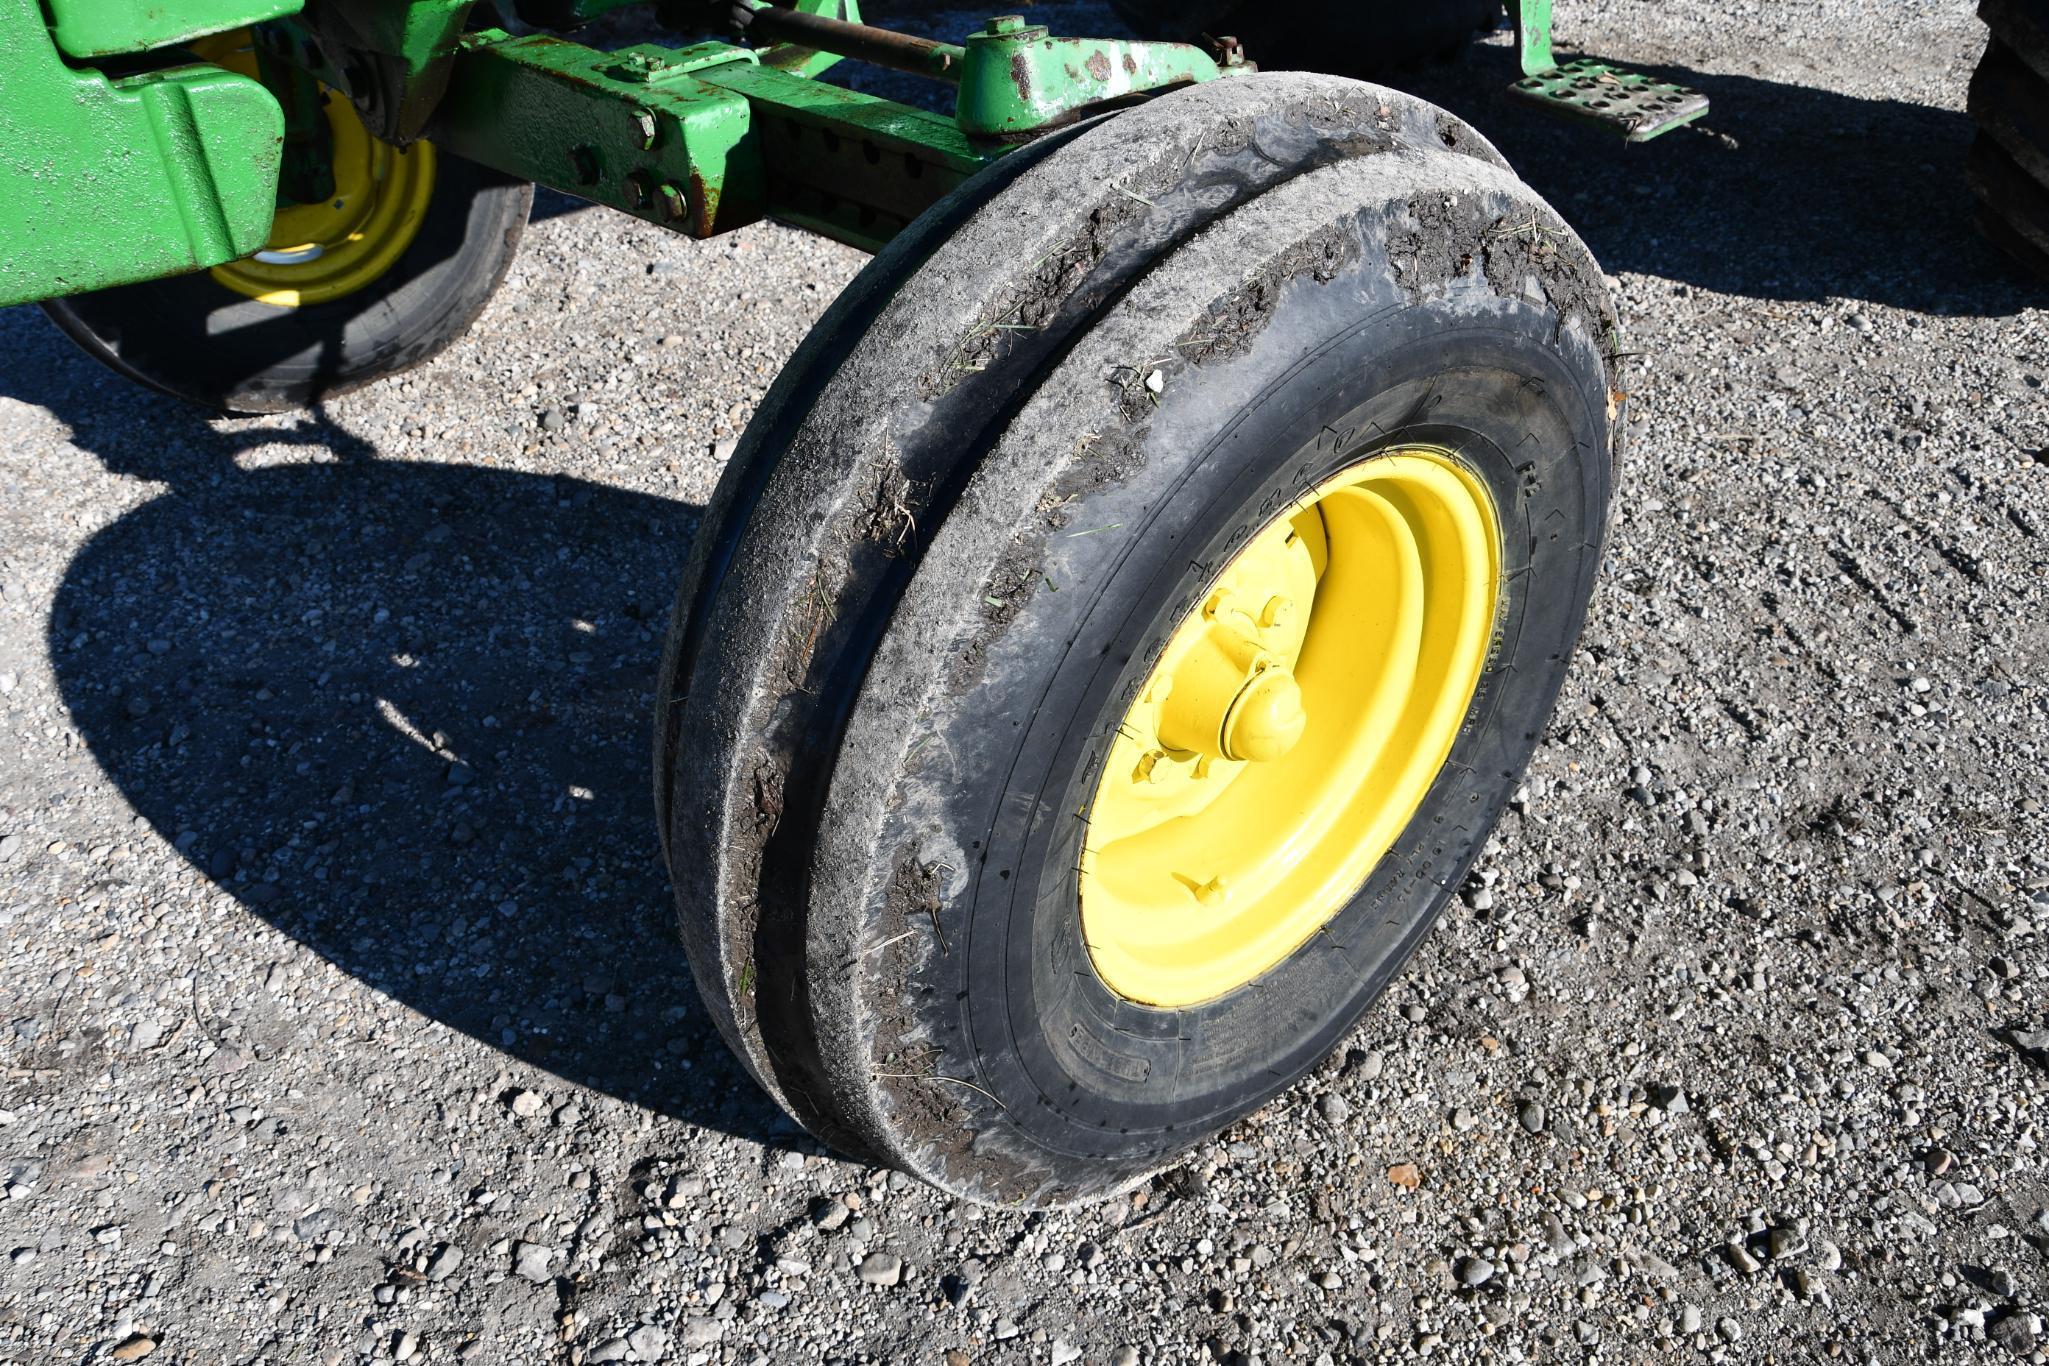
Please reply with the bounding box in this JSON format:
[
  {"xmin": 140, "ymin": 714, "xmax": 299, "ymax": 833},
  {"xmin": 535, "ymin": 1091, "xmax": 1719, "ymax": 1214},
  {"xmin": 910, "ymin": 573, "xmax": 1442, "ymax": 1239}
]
[{"xmin": 1195, "ymin": 875, "xmax": 1228, "ymax": 906}]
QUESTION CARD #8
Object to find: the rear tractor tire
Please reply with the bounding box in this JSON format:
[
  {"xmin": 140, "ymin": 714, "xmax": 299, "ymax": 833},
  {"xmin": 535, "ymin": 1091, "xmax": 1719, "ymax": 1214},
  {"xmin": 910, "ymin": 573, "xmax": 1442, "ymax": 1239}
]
[
  {"xmin": 656, "ymin": 71, "xmax": 1621, "ymax": 1206},
  {"xmin": 41, "ymin": 32, "xmax": 532, "ymax": 413},
  {"xmin": 1971, "ymin": 1, "xmax": 2049, "ymax": 277}
]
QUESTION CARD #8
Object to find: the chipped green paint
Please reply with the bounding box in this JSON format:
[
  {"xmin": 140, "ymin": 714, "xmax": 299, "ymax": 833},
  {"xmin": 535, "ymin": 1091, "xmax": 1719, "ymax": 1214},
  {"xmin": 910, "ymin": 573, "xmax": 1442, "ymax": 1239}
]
[
  {"xmin": 1514, "ymin": 0, "xmax": 1556, "ymax": 78},
  {"xmin": 952, "ymin": 14, "xmax": 1226, "ymax": 139},
  {"xmin": 0, "ymin": 0, "xmax": 283, "ymax": 306}
]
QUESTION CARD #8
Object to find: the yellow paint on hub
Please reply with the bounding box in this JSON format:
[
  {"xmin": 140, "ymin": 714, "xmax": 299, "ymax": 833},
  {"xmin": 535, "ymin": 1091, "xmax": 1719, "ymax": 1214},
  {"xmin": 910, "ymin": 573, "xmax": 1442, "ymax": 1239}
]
[
  {"xmin": 201, "ymin": 33, "xmax": 436, "ymax": 308},
  {"xmin": 1079, "ymin": 448, "xmax": 1501, "ymax": 1008}
]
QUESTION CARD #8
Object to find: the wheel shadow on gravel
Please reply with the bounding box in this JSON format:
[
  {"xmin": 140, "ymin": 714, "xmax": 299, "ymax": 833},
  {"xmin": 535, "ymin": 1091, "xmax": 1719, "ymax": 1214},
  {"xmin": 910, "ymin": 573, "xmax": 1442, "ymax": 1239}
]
[
  {"xmin": 3, "ymin": 316, "xmax": 801, "ymax": 1149},
  {"xmin": 1398, "ymin": 46, "xmax": 2038, "ymax": 315}
]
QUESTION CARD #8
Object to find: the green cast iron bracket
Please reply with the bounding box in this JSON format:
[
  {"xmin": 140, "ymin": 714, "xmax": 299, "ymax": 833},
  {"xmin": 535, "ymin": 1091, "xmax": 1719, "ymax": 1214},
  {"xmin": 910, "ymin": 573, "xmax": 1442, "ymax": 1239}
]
[
  {"xmin": 429, "ymin": 10, "xmax": 1229, "ymax": 251},
  {"xmin": 1509, "ymin": 0, "xmax": 1709, "ymax": 143},
  {"xmin": 430, "ymin": 28, "xmax": 991, "ymax": 251},
  {"xmin": 953, "ymin": 14, "xmax": 1229, "ymax": 139},
  {"xmin": 734, "ymin": 2, "xmax": 1231, "ymax": 138},
  {"xmin": 0, "ymin": 0, "xmax": 283, "ymax": 307},
  {"xmin": 430, "ymin": 33, "xmax": 766, "ymax": 240}
]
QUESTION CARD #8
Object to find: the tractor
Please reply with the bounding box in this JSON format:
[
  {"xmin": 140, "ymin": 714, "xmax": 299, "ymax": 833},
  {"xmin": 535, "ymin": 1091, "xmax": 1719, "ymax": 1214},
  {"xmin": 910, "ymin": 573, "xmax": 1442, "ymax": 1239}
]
[{"xmin": 1, "ymin": 0, "xmax": 2039, "ymax": 1208}]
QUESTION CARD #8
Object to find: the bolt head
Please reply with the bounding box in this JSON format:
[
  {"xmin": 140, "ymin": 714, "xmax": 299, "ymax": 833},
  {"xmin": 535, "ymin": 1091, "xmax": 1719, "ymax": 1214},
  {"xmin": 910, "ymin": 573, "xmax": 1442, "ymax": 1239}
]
[
  {"xmin": 631, "ymin": 107, "xmax": 659, "ymax": 151},
  {"xmin": 985, "ymin": 14, "xmax": 1026, "ymax": 33}
]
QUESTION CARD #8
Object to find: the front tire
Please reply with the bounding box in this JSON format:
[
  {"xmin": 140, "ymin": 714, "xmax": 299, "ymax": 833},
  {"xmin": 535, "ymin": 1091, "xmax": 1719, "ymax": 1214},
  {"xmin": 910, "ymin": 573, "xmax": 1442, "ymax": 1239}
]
[{"xmin": 658, "ymin": 72, "xmax": 1617, "ymax": 1205}]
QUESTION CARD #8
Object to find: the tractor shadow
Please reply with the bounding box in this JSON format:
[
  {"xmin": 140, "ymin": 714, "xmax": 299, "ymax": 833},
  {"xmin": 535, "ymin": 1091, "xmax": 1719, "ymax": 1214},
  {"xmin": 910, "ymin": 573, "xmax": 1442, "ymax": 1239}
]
[
  {"xmin": 1398, "ymin": 43, "xmax": 2036, "ymax": 315},
  {"xmin": 0, "ymin": 309, "xmax": 799, "ymax": 1147}
]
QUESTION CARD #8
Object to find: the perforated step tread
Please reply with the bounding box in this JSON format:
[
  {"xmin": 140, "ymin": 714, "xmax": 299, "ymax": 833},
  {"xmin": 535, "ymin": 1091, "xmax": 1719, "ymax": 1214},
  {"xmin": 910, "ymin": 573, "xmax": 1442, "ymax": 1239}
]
[{"xmin": 1508, "ymin": 58, "xmax": 1708, "ymax": 142}]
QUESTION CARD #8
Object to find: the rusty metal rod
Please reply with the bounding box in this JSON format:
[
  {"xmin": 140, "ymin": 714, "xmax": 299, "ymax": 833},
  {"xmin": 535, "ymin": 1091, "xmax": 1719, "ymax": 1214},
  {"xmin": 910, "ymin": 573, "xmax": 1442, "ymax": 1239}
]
[{"xmin": 738, "ymin": 4, "xmax": 966, "ymax": 82}]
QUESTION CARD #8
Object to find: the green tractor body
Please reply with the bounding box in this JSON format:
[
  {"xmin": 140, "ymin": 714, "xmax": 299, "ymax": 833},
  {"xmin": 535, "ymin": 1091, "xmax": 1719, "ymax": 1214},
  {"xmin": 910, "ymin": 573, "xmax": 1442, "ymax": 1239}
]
[{"xmin": 0, "ymin": 0, "xmax": 1245, "ymax": 308}]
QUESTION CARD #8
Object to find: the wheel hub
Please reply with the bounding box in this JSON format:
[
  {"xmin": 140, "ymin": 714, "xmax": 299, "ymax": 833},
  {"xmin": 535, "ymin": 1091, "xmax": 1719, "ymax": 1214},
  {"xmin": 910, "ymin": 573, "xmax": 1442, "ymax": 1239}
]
[{"xmin": 1079, "ymin": 447, "xmax": 1502, "ymax": 1008}]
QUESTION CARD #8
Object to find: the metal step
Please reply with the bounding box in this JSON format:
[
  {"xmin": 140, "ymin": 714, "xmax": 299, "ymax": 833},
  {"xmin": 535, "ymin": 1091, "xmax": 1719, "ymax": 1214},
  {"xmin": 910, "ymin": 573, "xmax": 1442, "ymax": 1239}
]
[{"xmin": 1508, "ymin": 57, "xmax": 1709, "ymax": 142}]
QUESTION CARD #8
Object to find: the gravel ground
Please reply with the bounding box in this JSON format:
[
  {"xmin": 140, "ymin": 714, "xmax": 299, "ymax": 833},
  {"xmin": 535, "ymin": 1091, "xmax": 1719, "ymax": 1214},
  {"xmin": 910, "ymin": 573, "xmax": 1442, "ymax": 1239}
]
[{"xmin": 3, "ymin": 2, "xmax": 2047, "ymax": 1363}]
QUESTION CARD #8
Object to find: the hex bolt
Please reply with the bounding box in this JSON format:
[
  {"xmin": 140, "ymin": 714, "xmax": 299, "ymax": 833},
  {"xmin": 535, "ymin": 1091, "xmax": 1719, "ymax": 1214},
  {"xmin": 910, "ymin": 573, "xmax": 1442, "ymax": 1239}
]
[
  {"xmin": 630, "ymin": 106, "xmax": 659, "ymax": 151},
  {"xmin": 985, "ymin": 14, "xmax": 1025, "ymax": 34},
  {"xmin": 623, "ymin": 171, "xmax": 654, "ymax": 211},
  {"xmin": 1133, "ymin": 750, "xmax": 1170, "ymax": 785},
  {"xmin": 657, "ymin": 181, "xmax": 689, "ymax": 223}
]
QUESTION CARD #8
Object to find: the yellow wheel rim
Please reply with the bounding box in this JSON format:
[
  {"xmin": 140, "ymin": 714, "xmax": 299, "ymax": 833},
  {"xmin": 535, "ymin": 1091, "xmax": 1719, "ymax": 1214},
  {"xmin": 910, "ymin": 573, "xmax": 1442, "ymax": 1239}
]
[
  {"xmin": 200, "ymin": 34, "xmax": 436, "ymax": 308},
  {"xmin": 1079, "ymin": 447, "xmax": 1501, "ymax": 1008}
]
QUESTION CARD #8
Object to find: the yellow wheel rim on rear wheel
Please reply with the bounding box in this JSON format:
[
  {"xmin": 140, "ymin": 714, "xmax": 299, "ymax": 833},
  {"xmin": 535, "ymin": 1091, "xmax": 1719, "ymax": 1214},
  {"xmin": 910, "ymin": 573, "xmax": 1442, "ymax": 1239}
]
[
  {"xmin": 200, "ymin": 33, "xmax": 436, "ymax": 308},
  {"xmin": 1079, "ymin": 447, "xmax": 1502, "ymax": 1008}
]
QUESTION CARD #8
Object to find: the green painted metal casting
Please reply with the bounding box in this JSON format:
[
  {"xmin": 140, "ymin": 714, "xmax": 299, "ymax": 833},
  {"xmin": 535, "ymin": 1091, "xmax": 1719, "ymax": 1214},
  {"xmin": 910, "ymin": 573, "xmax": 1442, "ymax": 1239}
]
[
  {"xmin": 431, "ymin": 29, "xmax": 993, "ymax": 251},
  {"xmin": 953, "ymin": 15, "xmax": 1226, "ymax": 139},
  {"xmin": 429, "ymin": 9, "xmax": 1224, "ymax": 250},
  {"xmin": 44, "ymin": 0, "xmax": 301, "ymax": 58},
  {"xmin": 0, "ymin": 0, "xmax": 284, "ymax": 307},
  {"xmin": 432, "ymin": 34, "xmax": 765, "ymax": 240}
]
